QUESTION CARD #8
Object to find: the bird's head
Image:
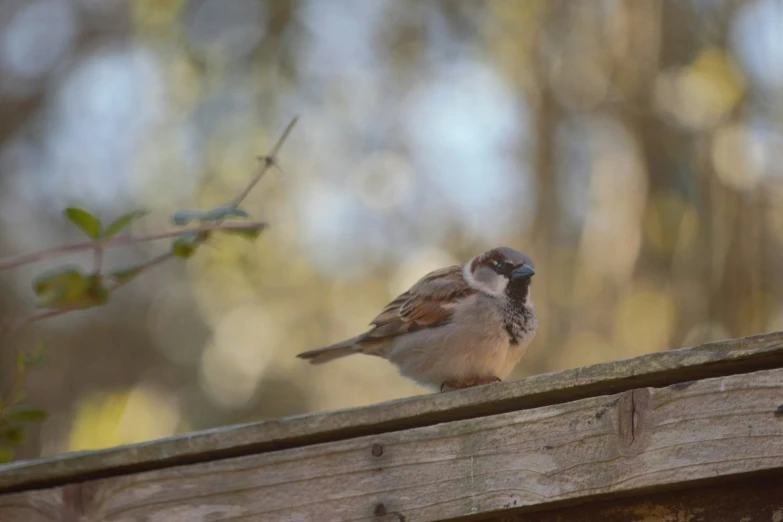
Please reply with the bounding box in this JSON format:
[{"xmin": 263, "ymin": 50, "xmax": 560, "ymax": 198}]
[{"xmin": 464, "ymin": 246, "xmax": 535, "ymax": 300}]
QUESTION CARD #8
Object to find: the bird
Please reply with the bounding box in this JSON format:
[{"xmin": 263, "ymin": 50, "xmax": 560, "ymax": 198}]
[{"xmin": 296, "ymin": 246, "xmax": 538, "ymax": 392}]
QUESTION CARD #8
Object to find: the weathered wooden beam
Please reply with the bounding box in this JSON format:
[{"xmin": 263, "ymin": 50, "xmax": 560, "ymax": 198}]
[
  {"xmin": 1, "ymin": 331, "xmax": 782, "ymax": 495},
  {"xmin": 1, "ymin": 365, "xmax": 782, "ymax": 521}
]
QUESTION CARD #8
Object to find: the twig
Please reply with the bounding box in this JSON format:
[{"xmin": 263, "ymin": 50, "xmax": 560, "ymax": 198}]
[
  {"xmin": 1, "ymin": 310, "xmax": 70, "ymax": 335},
  {"xmin": 0, "ymin": 116, "xmax": 298, "ymax": 336},
  {"xmin": 1, "ymin": 251, "xmax": 179, "ymax": 334},
  {"xmin": 108, "ymin": 251, "xmax": 172, "ymax": 291},
  {"xmin": 0, "ymin": 221, "xmax": 268, "ymax": 273},
  {"xmin": 229, "ymin": 116, "xmax": 298, "ymax": 207}
]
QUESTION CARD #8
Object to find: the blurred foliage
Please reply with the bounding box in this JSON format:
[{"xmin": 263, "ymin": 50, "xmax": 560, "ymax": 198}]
[
  {"xmin": 0, "ymin": 128, "xmax": 285, "ymax": 460},
  {"xmin": 0, "ymin": 345, "xmax": 47, "ymax": 463},
  {"xmin": 1, "ymin": 0, "xmax": 782, "ymax": 462}
]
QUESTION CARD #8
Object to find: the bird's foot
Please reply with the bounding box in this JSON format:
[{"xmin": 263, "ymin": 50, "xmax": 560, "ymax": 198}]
[{"xmin": 440, "ymin": 376, "xmax": 501, "ymax": 392}]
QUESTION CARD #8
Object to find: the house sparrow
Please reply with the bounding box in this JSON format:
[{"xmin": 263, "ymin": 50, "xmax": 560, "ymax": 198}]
[{"xmin": 296, "ymin": 247, "xmax": 537, "ymax": 392}]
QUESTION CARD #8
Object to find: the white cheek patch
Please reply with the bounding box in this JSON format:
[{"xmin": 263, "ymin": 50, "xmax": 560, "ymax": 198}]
[
  {"xmin": 484, "ymin": 274, "xmax": 508, "ymax": 296},
  {"xmin": 462, "ymin": 262, "xmax": 474, "ymax": 286},
  {"xmin": 464, "ymin": 264, "xmax": 507, "ymax": 297}
]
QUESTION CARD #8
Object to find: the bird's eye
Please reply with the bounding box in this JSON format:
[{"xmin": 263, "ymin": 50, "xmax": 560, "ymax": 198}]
[{"xmin": 490, "ymin": 260, "xmax": 507, "ymax": 273}]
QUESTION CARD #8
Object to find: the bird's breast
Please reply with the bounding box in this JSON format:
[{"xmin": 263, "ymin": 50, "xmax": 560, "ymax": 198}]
[
  {"xmin": 503, "ymin": 302, "xmax": 537, "ymax": 346},
  {"xmin": 383, "ymin": 295, "xmax": 537, "ymax": 388}
]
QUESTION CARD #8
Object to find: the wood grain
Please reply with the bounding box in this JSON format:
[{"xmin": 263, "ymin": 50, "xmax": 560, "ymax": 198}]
[
  {"xmin": 1, "ymin": 366, "xmax": 782, "ymax": 522},
  {"xmin": 1, "ymin": 330, "xmax": 782, "ymax": 494}
]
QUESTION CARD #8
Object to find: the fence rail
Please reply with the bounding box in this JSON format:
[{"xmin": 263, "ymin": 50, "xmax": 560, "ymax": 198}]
[{"xmin": 2, "ymin": 331, "xmax": 783, "ymax": 521}]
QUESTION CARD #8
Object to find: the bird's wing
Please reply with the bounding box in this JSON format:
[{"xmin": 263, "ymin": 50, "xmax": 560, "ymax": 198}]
[{"xmin": 363, "ymin": 265, "xmax": 476, "ymax": 340}]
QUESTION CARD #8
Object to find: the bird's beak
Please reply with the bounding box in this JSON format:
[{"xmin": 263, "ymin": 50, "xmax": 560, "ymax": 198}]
[{"xmin": 511, "ymin": 264, "xmax": 535, "ymax": 280}]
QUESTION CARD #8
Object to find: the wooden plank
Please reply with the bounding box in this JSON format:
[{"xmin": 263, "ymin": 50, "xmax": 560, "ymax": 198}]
[
  {"xmin": 482, "ymin": 473, "xmax": 783, "ymax": 522},
  {"xmin": 1, "ymin": 331, "xmax": 782, "ymax": 495},
  {"xmin": 1, "ymin": 366, "xmax": 782, "ymax": 522}
]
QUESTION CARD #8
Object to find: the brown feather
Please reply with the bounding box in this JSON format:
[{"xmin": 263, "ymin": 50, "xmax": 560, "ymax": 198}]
[
  {"xmin": 363, "ymin": 265, "xmax": 475, "ymax": 341},
  {"xmin": 296, "ymin": 332, "xmax": 383, "ymax": 364},
  {"xmin": 297, "ymin": 265, "xmax": 476, "ymax": 364}
]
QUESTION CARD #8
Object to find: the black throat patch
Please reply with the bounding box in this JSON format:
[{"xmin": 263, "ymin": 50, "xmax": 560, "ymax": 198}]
[{"xmin": 503, "ymin": 278, "xmax": 534, "ymax": 345}]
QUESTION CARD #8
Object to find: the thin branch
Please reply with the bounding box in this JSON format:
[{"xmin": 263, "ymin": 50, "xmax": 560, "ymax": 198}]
[
  {"xmin": 268, "ymin": 115, "xmax": 299, "ymax": 160},
  {"xmin": 1, "ymin": 252, "xmax": 176, "ymax": 335},
  {"xmin": 0, "ymin": 116, "xmax": 298, "ymax": 337},
  {"xmin": 108, "ymin": 251, "xmax": 173, "ymax": 291},
  {"xmin": 1, "ymin": 309, "xmax": 71, "ymax": 335},
  {"xmin": 229, "ymin": 116, "xmax": 298, "ymax": 207},
  {"xmin": 0, "ymin": 221, "xmax": 268, "ymax": 273}
]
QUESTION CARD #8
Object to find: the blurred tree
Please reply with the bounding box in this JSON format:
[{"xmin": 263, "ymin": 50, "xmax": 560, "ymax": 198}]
[{"xmin": 1, "ymin": 0, "xmax": 781, "ymax": 462}]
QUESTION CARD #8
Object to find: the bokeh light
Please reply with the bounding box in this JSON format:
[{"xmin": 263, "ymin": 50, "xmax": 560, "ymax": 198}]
[{"xmin": 1, "ymin": 0, "xmax": 782, "ymax": 460}]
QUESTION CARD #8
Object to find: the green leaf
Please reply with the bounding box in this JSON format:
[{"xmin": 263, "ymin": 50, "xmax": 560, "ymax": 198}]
[
  {"xmin": 104, "ymin": 211, "xmax": 146, "ymax": 239},
  {"xmin": 201, "ymin": 205, "xmax": 249, "ymax": 221},
  {"xmin": 110, "ymin": 266, "xmax": 144, "ymax": 285},
  {"xmin": 5, "ymin": 405, "xmax": 47, "ymax": 424},
  {"xmin": 171, "ymin": 210, "xmax": 204, "ymax": 226},
  {"xmin": 64, "ymin": 207, "xmax": 102, "ymax": 239},
  {"xmin": 32, "ymin": 268, "xmax": 108, "ymax": 310},
  {"xmin": 171, "ymin": 232, "xmax": 202, "ymax": 258},
  {"xmin": 172, "ymin": 206, "xmax": 248, "ymax": 226},
  {"xmin": 32, "ymin": 266, "xmax": 88, "ymax": 309},
  {"xmin": 0, "ymin": 447, "xmax": 12, "ymax": 464},
  {"xmin": 33, "ymin": 266, "xmax": 84, "ymax": 295},
  {"xmin": 220, "ymin": 225, "xmax": 266, "ymax": 241},
  {"xmin": 0, "ymin": 424, "xmax": 25, "ymax": 445}
]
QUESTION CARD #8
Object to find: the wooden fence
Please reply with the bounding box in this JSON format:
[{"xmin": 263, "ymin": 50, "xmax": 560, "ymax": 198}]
[{"xmin": 1, "ymin": 331, "xmax": 783, "ymax": 521}]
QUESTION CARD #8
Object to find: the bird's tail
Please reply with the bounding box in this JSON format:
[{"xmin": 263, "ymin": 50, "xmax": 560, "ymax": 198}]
[{"xmin": 296, "ymin": 334, "xmax": 368, "ymax": 365}]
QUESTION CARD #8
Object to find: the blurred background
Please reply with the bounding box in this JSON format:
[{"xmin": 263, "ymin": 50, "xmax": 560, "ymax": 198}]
[{"xmin": 1, "ymin": 0, "xmax": 782, "ymax": 461}]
